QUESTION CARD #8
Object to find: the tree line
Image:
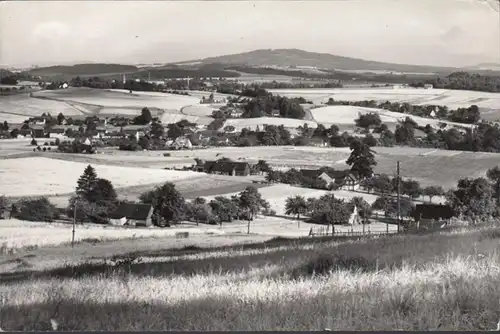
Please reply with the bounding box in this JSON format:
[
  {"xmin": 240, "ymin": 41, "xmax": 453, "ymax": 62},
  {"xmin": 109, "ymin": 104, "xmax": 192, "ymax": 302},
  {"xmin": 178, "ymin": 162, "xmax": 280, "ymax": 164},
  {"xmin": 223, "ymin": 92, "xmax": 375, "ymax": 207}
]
[{"xmin": 410, "ymin": 72, "xmax": 500, "ymax": 93}]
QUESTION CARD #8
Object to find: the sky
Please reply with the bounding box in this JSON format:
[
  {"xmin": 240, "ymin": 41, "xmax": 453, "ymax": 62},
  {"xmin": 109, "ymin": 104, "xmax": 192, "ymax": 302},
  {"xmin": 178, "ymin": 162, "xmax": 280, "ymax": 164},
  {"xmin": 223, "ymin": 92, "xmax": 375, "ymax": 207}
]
[{"xmin": 1, "ymin": 0, "xmax": 499, "ymax": 68}]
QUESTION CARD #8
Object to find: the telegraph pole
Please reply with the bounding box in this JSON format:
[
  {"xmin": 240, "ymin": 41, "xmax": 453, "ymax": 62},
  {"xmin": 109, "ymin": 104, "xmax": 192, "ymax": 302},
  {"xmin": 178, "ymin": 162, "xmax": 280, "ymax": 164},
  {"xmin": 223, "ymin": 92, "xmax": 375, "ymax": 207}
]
[
  {"xmin": 397, "ymin": 161, "xmax": 401, "ymax": 233},
  {"xmin": 72, "ymin": 199, "xmax": 77, "ymax": 247}
]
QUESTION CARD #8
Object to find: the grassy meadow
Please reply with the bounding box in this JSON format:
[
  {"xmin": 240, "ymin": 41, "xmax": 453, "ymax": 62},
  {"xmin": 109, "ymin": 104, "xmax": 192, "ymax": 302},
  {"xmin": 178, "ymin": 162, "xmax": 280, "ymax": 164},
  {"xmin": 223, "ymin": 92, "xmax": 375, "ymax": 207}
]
[{"xmin": 2, "ymin": 224, "xmax": 500, "ymax": 331}]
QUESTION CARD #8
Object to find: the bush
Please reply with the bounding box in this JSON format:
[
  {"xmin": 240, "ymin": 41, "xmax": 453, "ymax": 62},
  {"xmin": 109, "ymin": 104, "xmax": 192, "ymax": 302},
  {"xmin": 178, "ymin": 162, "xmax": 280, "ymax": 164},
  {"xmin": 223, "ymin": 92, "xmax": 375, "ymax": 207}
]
[
  {"xmin": 44, "ymin": 142, "xmax": 48, "ymax": 146},
  {"xmin": 15, "ymin": 197, "xmax": 58, "ymax": 222},
  {"xmin": 42, "ymin": 147, "xmax": 47, "ymax": 152},
  {"xmin": 30, "ymin": 139, "xmax": 37, "ymax": 146}
]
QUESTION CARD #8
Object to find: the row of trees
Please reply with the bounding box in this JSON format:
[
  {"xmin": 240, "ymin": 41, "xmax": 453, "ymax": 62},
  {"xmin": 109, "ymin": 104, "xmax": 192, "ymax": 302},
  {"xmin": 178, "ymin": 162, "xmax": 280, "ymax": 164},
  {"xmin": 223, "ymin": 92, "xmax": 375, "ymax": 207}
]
[
  {"xmin": 284, "ymin": 194, "xmax": 371, "ymax": 230},
  {"xmin": 138, "ymin": 183, "xmax": 270, "ymax": 233}
]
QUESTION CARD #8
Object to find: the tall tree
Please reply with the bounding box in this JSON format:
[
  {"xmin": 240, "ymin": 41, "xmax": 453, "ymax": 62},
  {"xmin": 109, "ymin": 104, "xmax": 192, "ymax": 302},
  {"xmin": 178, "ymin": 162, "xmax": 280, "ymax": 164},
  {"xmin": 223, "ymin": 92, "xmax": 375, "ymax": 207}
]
[
  {"xmin": 238, "ymin": 186, "xmax": 267, "ymax": 234},
  {"xmin": 89, "ymin": 178, "xmax": 117, "ymax": 205},
  {"xmin": 76, "ymin": 165, "xmax": 98, "ymax": 201},
  {"xmin": 346, "ymin": 139, "xmax": 377, "ymax": 180},
  {"xmin": 285, "ymin": 195, "xmax": 308, "ymax": 228},
  {"xmin": 147, "ymin": 182, "xmax": 186, "ymax": 227}
]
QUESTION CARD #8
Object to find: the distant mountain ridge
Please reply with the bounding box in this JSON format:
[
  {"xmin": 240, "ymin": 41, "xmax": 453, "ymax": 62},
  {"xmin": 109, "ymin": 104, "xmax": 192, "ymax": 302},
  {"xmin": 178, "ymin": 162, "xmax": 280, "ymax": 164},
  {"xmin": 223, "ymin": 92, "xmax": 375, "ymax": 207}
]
[
  {"xmin": 173, "ymin": 48, "xmax": 459, "ymax": 74},
  {"xmin": 10, "ymin": 48, "xmax": 500, "ymax": 79},
  {"xmin": 25, "ymin": 64, "xmax": 139, "ymax": 77}
]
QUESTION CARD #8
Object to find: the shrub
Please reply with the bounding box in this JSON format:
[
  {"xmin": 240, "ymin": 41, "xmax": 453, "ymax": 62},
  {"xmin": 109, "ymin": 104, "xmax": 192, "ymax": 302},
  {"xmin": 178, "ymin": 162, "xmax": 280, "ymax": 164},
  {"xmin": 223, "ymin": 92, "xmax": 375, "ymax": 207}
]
[
  {"xmin": 30, "ymin": 139, "xmax": 37, "ymax": 146},
  {"xmin": 42, "ymin": 147, "xmax": 47, "ymax": 152},
  {"xmin": 15, "ymin": 197, "xmax": 58, "ymax": 222},
  {"xmin": 44, "ymin": 142, "xmax": 48, "ymax": 146}
]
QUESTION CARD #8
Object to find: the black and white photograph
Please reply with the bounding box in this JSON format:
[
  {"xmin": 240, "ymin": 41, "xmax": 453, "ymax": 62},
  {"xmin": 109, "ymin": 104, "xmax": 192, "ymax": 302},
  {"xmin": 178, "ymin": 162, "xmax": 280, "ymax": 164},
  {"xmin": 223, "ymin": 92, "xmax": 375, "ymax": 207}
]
[{"xmin": 1, "ymin": 0, "xmax": 500, "ymax": 331}]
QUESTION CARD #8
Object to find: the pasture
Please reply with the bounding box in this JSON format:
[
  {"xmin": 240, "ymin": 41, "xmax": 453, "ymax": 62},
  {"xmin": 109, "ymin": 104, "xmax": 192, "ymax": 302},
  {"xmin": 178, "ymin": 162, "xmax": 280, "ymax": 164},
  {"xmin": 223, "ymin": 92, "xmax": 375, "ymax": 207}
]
[
  {"xmin": 0, "ymin": 214, "xmax": 394, "ymax": 253},
  {"xmin": 93, "ymin": 145, "xmax": 499, "ymax": 189},
  {"xmin": 0, "ymin": 138, "xmax": 45, "ymax": 157},
  {"xmin": 46, "ymin": 173, "xmax": 267, "ymax": 208},
  {"xmin": 8, "ymin": 145, "xmax": 498, "ymax": 190},
  {"xmin": 268, "ymin": 87, "xmax": 500, "ymax": 110},
  {"xmin": 32, "ymin": 88, "xmax": 200, "ymax": 111},
  {"xmin": 181, "ymin": 105, "xmax": 217, "ymax": 117},
  {"xmin": 0, "ymin": 157, "xmax": 198, "ymax": 198},
  {"xmin": 0, "ymin": 94, "xmax": 86, "ymax": 122},
  {"xmin": 1, "ymin": 224, "xmax": 499, "ymax": 330}
]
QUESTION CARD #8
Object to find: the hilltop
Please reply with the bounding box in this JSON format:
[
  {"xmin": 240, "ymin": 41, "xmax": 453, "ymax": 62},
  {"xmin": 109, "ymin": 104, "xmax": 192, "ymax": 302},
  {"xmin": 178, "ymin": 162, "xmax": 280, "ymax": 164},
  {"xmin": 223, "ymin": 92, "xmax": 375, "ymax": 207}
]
[
  {"xmin": 23, "ymin": 64, "xmax": 139, "ymax": 77},
  {"xmin": 174, "ymin": 48, "xmax": 460, "ymax": 74}
]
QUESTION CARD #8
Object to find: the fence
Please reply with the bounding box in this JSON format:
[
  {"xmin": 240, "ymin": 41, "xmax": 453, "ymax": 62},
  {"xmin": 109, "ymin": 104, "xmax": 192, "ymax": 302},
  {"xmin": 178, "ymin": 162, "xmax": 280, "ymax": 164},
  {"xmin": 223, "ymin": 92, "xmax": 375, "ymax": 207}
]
[{"xmin": 309, "ymin": 225, "xmax": 398, "ymax": 237}]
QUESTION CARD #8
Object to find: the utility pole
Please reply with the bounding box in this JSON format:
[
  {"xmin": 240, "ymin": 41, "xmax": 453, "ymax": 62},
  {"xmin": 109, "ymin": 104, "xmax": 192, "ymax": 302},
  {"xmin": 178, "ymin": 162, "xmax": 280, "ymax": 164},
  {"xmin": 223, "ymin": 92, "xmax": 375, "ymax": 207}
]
[
  {"xmin": 397, "ymin": 161, "xmax": 401, "ymax": 233},
  {"xmin": 72, "ymin": 199, "xmax": 77, "ymax": 247}
]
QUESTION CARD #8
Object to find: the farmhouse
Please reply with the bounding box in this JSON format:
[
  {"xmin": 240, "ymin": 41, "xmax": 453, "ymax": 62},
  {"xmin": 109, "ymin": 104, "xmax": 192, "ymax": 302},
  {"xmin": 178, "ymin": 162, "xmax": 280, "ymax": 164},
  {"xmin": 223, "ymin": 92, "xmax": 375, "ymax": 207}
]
[
  {"xmin": 30, "ymin": 124, "xmax": 47, "ymax": 138},
  {"xmin": 108, "ymin": 203, "xmax": 154, "ymax": 227},
  {"xmin": 203, "ymin": 160, "xmax": 251, "ymax": 176},
  {"xmin": 301, "ymin": 169, "xmax": 359, "ymax": 190}
]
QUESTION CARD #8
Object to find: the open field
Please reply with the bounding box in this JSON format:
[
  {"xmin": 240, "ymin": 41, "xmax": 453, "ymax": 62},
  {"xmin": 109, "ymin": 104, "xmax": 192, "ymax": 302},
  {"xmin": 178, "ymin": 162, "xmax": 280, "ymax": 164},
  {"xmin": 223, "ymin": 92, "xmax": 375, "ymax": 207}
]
[
  {"xmin": 4, "ymin": 146, "xmax": 497, "ymax": 190},
  {"xmin": 0, "ymin": 214, "xmax": 394, "ymax": 254},
  {"xmin": 0, "ymin": 232, "xmax": 275, "ymax": 273},
  {"xmin": 46, "ymin": 173, "xmax": 268, "ymax": 208},
  {"xmin": 2, "ymin": 224, "xmax": 500, "ymax": 330},
  {"xmin": 83, "ymin": 146, "xmax": 499, "ymax": 189},
  {"xmin": 32, "ymin": 88, "xmax": 199, "ymax": 111},
  {"xmin": 181, "ymin": 105, "xmax": 217, "ymax": 117},
  {"xmin": 310, "ymin": 105, "xmax": 474, "ymax": 129},
  {"xmin": 0, "ymin": 138, "xmax": 47, "ymax": 157},
  {"xmin": 223, "ymin": 116, "xmax": 318, "ymax": 131},
  {"xmin": 0, "ymin": 94, "xmax": 86, "ymax": 121},
  {"xmin": 268, "ymin": 87, "xmax": 500, "ymax": 110},
  {"xmin": 0, "ymin": 157, "xmax": 198, "ymax": 198}
]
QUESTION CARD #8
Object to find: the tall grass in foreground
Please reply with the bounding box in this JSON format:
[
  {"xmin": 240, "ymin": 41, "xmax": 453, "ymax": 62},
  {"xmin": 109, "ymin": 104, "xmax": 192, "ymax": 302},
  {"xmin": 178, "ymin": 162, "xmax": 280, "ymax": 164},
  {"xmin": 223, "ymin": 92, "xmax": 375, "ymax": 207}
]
[{"xmin": 2, "ymin": 226, "xmax": 500, "ymax": 330}]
